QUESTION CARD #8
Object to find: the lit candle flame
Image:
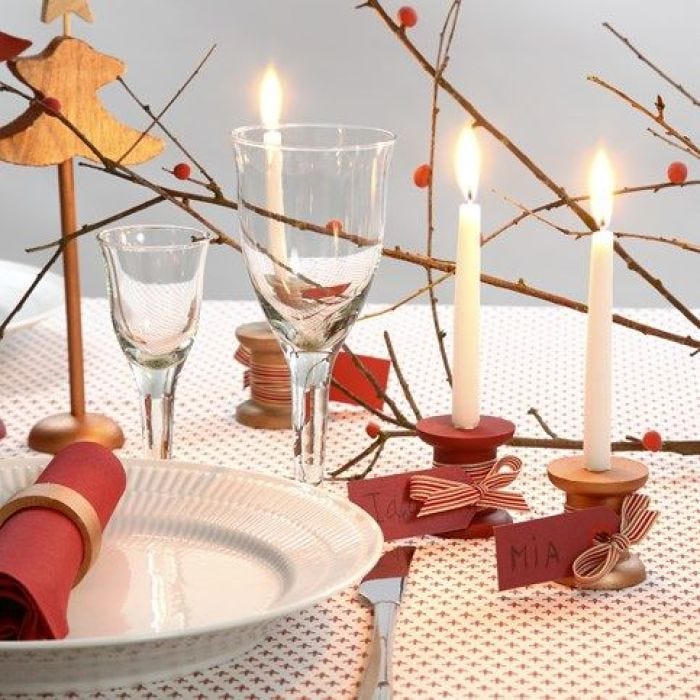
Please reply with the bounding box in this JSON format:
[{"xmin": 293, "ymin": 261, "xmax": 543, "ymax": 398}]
[
  {"xmin": 589, "ymin": 149, "xmax": 614, "ymax": 229},
  {"xmin": 455, "ymin": 124, "xmax": 481, "ymax": 202},
  {"xmin": 259, "ymin": 64, "xmax": 282, "ymax": 129}
]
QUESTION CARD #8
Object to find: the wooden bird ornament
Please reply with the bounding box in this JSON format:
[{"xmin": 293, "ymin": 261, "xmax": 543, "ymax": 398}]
[{"xmin": 0, "ymin": 37, "xmax": 163, "ymax": 166}]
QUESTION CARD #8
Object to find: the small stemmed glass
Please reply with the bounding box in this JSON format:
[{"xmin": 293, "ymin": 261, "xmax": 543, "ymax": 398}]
[{"xmin": 98, "ymin": 225, "xmax": 213, "ymax": 458}]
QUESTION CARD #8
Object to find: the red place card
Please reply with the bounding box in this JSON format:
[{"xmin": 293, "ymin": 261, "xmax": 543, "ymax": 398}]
[
  {"xmin": 330, "ymin": 352, "xmax": 391, "ymax": 411},
  {"xmin": 494, "ymin": 507, "xmax": 620, "ymax": 590},
  {"xmin": 347, "ymin": 466, "xmax": 477, "ymax": 541}
]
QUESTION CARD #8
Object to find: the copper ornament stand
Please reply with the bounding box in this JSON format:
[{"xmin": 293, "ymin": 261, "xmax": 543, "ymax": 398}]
[
  {"xmin": 547, "ymin": 454, "xmax": 649, "ymax": 590},
  {"xmin": 415, "ymin": 414, "xmax": 516, "ymax": 539},
  {"xmin": 28, "ymin": 158, "xmax": 124, "ymax": 454},
  {"xmin": 4, "ymin": 4, "xmax": 163, "ymax": 453}
]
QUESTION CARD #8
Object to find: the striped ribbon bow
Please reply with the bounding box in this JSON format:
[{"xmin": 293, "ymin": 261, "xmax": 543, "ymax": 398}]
[
  {"xmin": 572, "ymin": 493, "xmax": 658, "ymax": 584},
  {"xmin": 409, "ymin": 456, "xmax": 528, "ymax": 517}
]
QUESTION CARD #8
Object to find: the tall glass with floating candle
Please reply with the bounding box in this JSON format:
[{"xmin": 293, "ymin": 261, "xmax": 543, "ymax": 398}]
[{"xmin": 232, "ymin": 124, "xmax": 395, "ymax": 485}]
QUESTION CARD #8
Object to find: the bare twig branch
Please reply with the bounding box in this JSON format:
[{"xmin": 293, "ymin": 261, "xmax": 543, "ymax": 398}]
[
  {"xmin": 496, "ymin": 189, "xmax": 700, "ymax": 253},
  {"xmin": 602, "ymin": 22, "xmax": 699, "ymax": 108},
  {"xmin": 357, "ymin": 0, "xmax": 597, "ymax": 230},
  {"xmin": 424, "ymin": 0, "xmax": 462, "ymax": 387},
  {"xmin": 508, "ymin": 436, "xmax": 700, "ymax": 455},
  {"xmin": 341, "ymin": 344, "xmax": 414, "ymax": 427},
  {"xmin": 613, "ymin": 241, "xmax": 700, "ymax": 328},
  {"xmin": 378, "ymin": 245, "xmax": 700, "ymax": 350},
  {"xmin": 360, "ymin": 272, "xmax": 452, "ymax": 321},
  {"xmin": 330, "ymin": 439, "xmax": 382, "ymax": 478},
  {"xmin": 588, "ymin": 74, "xmax": 700, "ymax": 158},
  {"xmin": 330, "ymin": 379, "xmax": 406, "ymax": 428},
  {"xmin": 330, "ymin": 428, "xmax": 415, "ymax": 479},
  {"xmin": 527, "ymin": 407, "xmax": 560, "ymax": 439},
  {"xmin": 333, "ymin": 442, "xmax": 386, "ymax": 480},
  {"xmin": 116, "ymin": 44, "xmax": 218, "ymax": 177},
  {"xmin": 358, "ymin": 2, "xmax": 698, "ymax": 324},
  {"xmin": 25, "ymin": 195, "xmax": 165, "ymax": 253},
  {"xmin": 613, "ymin": 231, "xmax": 700, "ymax": 254},
  {"xmin": 0, "ymin": 244, "xmax": 64, "ymax": 338},
  {"xmin": 647, "ymin": 127, "xmax": 699, "ymax": 157},
  {"xmin": 483, "ymin": 179, "xmax": 700, "ymax": 245},
  {"xmin": 383, "ymin": 331, "xmax": 422, "ymax": 421}
]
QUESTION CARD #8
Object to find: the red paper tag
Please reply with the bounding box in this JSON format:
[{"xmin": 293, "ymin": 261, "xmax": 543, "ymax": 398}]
[
  {"xmin": 347, "ymin": 466, "xmax": 477, "ymax": 541},
  {"xmin": 330, "ymin": 352, "xmax": 391, "ymax": 410},
  {"xmin": 494, "ymin": 507, "xmax": 620, "ymax": 590}
]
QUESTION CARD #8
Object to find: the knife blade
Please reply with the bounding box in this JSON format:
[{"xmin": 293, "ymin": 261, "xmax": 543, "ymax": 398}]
[{"xmin": 357, "ymin": 546, "xmax": 416, "ymax": 700}]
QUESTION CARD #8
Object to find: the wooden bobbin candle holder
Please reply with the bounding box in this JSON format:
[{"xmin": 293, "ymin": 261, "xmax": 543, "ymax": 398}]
[
  {"xmin": 547, "ymin": 455, "xmax": 649, "ymax": 590},
  {"xmin": 415, "ymin": 414, "xmax": 516, "ymax": 539},
  {"xmin": 235, "ymin": 322, "xmax": 291, "ymax": 430}
]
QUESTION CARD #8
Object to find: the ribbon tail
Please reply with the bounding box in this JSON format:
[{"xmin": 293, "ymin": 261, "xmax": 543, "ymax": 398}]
[
  {"xmin": 573, "ymin": 543, "xmax": 622, "ymax": 584},
  {"xmin": 481, "ymin": 492, "xmax": 529, "ymax": 511}
]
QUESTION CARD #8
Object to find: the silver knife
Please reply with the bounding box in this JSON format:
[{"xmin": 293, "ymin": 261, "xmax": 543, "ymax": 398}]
[{"xmin": 357, "ymin": 546, "xmax": 416, "ymax": 700}]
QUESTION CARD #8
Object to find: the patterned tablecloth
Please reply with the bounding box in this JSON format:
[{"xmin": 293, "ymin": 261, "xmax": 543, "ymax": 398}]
[{"xmin": 1, "ymin": 299, "xmax": 699, "ymax": 699}]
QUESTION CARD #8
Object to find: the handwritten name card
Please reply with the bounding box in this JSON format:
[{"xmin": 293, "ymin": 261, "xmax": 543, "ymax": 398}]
[
  {"xmin": 347, "ymin": 466, "xmax": 477, "ymax": 540},
  {"xmin": 494, "ymin": 506, "xmax": 620, "ymax": 590}
]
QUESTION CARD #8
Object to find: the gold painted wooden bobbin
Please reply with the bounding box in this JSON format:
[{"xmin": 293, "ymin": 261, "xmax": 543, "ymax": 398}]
[
  {"xmin": 547, "ymin": 454, "xmax": 649, "ymax": 590},
  {"xmin": 0, "ymin": 481, "xmax": 101, "ymax": 585},
  {"xmin": 235, "ymin": 322, "xmax": 291, "ymax": 430}
]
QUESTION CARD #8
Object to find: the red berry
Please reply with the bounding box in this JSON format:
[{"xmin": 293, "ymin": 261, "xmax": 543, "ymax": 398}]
[
  {"xmin": 325, "ymin": 219, "xmax": 343, "ymax": 233},
  {"xmin": 173, "ymin": 162, "xmax": 192, "ymax": 180},
  {"xmin": 413, "ymin": 163, "xmax": 431, "ymax": 188},
  {"xmin": 667, "ymin": 161, "xmax": 688, "ymax": 184},
  {"xmin": 41, "ymin": 96, "xmax": 61, "ymax": 114},
  {"xmin": 365, "ymin": 421, "xmax": 381, "ymax": 439},
  {"xmin": 642, "ymin": 430, "xmax": 663, "ymax": 452},
  {"xmin": 0, "ymin": 418, "xmax": 5, "ymax": 440},
  {"xmin": 397, "ymin": 6, "xmax": 418, "ymax": 28}
]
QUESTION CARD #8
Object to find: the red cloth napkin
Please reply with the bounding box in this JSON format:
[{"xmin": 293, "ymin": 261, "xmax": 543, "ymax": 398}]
[{"xmin": 0, "ymin": 442, "xmax": 126, "ymax": 640}]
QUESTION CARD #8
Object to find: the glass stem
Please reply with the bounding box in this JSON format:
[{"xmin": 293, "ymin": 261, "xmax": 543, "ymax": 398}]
[
  {"xmin": 284, "ymin": 349, "xmax": 334, "ymax": 485},
  {"xmin": 130, "ymin": 364, "xmax": 181, "ymax": 459}
]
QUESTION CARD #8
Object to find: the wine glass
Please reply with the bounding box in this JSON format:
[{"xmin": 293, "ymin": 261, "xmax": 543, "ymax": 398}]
[
  {"xmin": 98, "ymin": 225, "xmax": 214, "ymax": 459},
  {"xmin": 232, "ymin": 124, "xmax": 395, "ymax": 484}
]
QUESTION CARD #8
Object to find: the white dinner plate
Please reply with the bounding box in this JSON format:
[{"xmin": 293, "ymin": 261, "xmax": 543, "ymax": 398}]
[
  {"xmin": 0, "ymin": 259, "xmax": 63, "ymax": 334},
  {"xmin": 0, "ymin": 458, "xmax": 383, "ymax": 694}
]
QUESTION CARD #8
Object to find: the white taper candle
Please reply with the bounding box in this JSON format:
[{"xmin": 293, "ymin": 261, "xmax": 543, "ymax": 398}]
[
  {"xmin": 583, "ymin": 228, "xmax": 613, "ymax": 470},
  {"xmin": 259, "ymin": 65, "xmax": 287, "ymax": 269},
  {"xmin": 452, "ymin": 200, "xmax": 481, "ymax": 428},
  {"xmin": 452, "ymin": 125, "xmax": 482, "ymax": 429},
  {"xmin": 583, "ymin": 149, "xmax": 615, "ymax": 471}
]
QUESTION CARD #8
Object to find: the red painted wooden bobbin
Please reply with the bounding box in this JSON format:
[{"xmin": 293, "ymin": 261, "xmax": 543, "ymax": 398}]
[{"xmin": 415, "ymin": 414, "xmax": 516, "ymax": 539}]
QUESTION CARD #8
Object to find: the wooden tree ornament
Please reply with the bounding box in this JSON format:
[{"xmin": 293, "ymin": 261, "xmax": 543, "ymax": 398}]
[
  {"xmin": 41, "ymin": 0, "xmax": 92, "ymax": 25},
  {"xmin": 0, "ymin": 3, "xmax": 163, "ymax": 454}
]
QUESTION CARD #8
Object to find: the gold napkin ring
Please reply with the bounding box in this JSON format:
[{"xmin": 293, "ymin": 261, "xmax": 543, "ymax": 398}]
[{"xmin": 0, "ymin": 483, "xmax": 102, "ymax": 586}]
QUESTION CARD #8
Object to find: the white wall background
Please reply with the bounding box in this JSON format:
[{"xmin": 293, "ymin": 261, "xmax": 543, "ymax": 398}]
[{"xmin": 1, "ymin": 0, "xmax": 697, "ymax": 308}]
